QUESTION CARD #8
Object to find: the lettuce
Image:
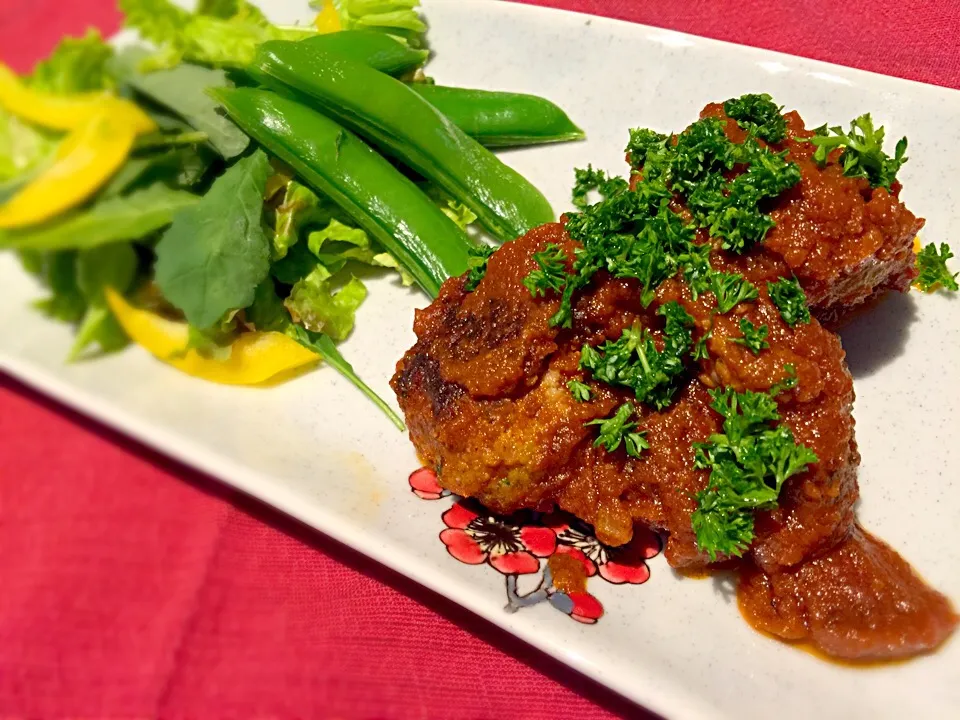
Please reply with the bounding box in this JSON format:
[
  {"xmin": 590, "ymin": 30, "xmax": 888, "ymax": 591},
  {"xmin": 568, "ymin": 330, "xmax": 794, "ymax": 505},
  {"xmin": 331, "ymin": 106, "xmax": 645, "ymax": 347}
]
[
  {"xmin": 284, "ymin": 266, "xmax": 367, "ymax": 342},
  {"xmin": 119, "ymin": 0, "xmax": 314, "ymax": 71},
  {"xmin": 27, "ymin": 29, "xmax": 113, "ymax": 93},
  {"xmin": 317, "ymin": 0, "xmax": 427, "ymax": 48}
]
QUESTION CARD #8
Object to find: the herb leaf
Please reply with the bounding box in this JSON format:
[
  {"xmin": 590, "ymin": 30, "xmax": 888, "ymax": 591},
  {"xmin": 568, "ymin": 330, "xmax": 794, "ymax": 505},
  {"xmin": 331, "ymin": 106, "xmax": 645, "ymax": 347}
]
[
  {"xmin": 571, "ymin": 165, "xmax": 628, "ymax": 209},
  {"xmin": 523, "ymin": 243, "xmax": 567, "ymax": 297},
  {"xmin": 567, "ymin": 379, "xmax": 592, "ymax": 402},
  {"xmin": 586, "ymin": 402, "xmax": 648, "ymax": 458},
  {"xmin": 710, "ymin": 271, "xmax": 759, "ymax": 314},
  {"xmin": 155, "ymin": 149, "xmax": 271, "ymax": 329},
  {"xmin": 731, "ymin": 318, "xmax": 769, "ymax": 355},
  {"xmin": 692, "ymin": 384, "xmax": 818, "ymax": 560},
  {"xmin": 580, "ymin": 312, "xmax": 691, "ymax": 411},
  {"xmin": 723, "ymin": 93, "xmax": 787, "ymax": 143},
  {"xmin": 914, "ymin": 242, "xmax": 958, "ymax": 293},
  {"xmin": 807, "ymin": 114, "xmax": 907, "ymax": 189},
  {"xmin": 463, "ymin": 244, "xmax": 495, "ymax": 292},
  {"xmin": 767, "ymin": 276, "xmax": 811, "ymax": 325}
]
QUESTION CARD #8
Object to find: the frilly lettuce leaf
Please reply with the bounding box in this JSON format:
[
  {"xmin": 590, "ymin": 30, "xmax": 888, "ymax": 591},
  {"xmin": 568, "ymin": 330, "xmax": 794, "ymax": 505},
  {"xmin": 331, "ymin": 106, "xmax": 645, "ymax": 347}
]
[
  {"xmin": 284, "ymin": 267, "xmax": 367, "ymax": 342},
  {"xmin": 119, "ymin": 0, "xmax": 315, "ymax": 71},
  {"xmin": 315, "ymin": 0, "xmax": 427, "ymax": 48},
  {"xmin": 27, "ymin": 29, "xmax": 113, "ymax": 93},
  {"xmin": 273, "ymin": 179, "xmax": 323, "ymax": 260},
  {"xmin": 306, "ymin": 218, "xmax": 407, "ymax": 281},
  {"xmin": 420, "ymin": 182, "xmax": 477, "ymax": 229},
  {"xmin": 271, "ymin": 179, "xmax": 414, "ymax": 284}
]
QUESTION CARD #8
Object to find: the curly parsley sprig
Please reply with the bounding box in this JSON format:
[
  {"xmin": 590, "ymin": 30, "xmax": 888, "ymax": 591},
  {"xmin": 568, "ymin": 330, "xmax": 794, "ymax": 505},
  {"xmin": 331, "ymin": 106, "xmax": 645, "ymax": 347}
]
[
  {"xmin": 723, "ymin": 93, "xmax": 788, "ymax": 143},
  {"xmin": 731, "ymin": 318, "xmax": 769, "ymax": 355},
  {"xmin": 691, "ymin": 369, "xmax": 818, "ymax": 560},
  {"xmin": 807, "ymin": 113, "xmax": 907, "ymax": 189},
  {"xmin": 767, "ymin": 276, "xmax": 811, "ymax": 326},
  {"xmin": 463, "ymin": 244, "xmax": 495, "ymax": 292},
  {"xmin": 914, "ymin": 242, "xmax": 958, "ymax": 293},
  {"xmin": 586, "ymin": 402, "xmax": 649, "ymax": 458}
]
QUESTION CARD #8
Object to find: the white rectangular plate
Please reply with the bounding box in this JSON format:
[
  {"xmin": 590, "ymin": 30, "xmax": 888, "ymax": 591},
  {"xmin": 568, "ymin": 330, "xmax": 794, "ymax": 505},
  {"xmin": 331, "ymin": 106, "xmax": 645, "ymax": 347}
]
[{"xmin": 2, "ymin": 1, "xmax": 959, "ymax": 717}]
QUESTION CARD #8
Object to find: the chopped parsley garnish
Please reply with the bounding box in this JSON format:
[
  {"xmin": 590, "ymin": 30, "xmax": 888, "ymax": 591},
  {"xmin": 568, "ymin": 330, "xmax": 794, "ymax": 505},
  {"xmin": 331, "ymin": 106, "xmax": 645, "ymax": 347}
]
[
  {"xmin": 568, "ymin": 379, "xmax": 592, "ymax": 402},
  {"xmin": 625, "ymin": 128, "xmax": 671, "ymax": 173},
  {"xmin": 586, "ymin": 403, "xmax": 649, "ymax": 458},
  {"xmin": 710, "ymin": 271, "xmax": 759, "ymax": 314},
  {"xmin": 723, "ymin": 93, "xmax": 787, "ymax": 143},
  {"xmin": 767, "ymin": 276, "xmax": 811, "ymax": 326},
  {"xmin": 914, "ymin": 242, "xmax": 958, "ymax": 293},
  {"xmin": 692, "ymin": 331, "xmax": 711, "ymax": 360},
  {"xmin": 807, "ymin": 114, "xmax": 907, "ymax": 189},
  {"xmin": 691, "ymin": 381, "xmax": 818, "ymax": 560},
  {"xmin": 463, "ymin": 244, "xmax": 495, "ymax": 292},
  {"xmin": 731, "ymin": 319, "xmax": 769, "ymax": 354},
  {"xmin": 571, "ymin": 165, "xmax": 628, "ymax": 210},
  {"xmin": 523, "ymin": 243, "xmax": 568, "ymax": 297},
  {"xmin": 579, "ymin": 312, "xmax": 691, "ymax": 412}
]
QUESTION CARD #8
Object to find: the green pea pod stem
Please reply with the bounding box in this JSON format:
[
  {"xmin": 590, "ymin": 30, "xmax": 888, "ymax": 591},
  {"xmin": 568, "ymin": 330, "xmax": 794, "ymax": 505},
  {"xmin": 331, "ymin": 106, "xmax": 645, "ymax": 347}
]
[
  {"xmin": 252, "ymin": 41, "xmax": 555, "ymax": 242},
  {"xmin": 295, "ymin": 30, "xmax": 428, "ymax": 76},
  {"xmin": 409, "ymin": 85, "xmax": 584, "ymax": 148},
  {"xmin": 213, "ymin": 87, "xmax": 471, "ymax": 297}
]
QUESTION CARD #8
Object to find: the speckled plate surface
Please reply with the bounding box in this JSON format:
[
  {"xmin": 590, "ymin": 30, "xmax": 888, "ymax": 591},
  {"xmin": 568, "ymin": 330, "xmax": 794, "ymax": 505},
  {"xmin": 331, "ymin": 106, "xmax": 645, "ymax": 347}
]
[{"xmin": 2, "ymin": 1, "xmax": 959, "ymax": 718}]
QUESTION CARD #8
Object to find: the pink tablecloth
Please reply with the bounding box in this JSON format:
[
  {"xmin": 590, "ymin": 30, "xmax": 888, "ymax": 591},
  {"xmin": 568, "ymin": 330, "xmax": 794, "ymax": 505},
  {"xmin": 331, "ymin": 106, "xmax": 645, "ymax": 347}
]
[{"xmin": 1, "ymin": 2, "xmax": 957, "ymax": 718}]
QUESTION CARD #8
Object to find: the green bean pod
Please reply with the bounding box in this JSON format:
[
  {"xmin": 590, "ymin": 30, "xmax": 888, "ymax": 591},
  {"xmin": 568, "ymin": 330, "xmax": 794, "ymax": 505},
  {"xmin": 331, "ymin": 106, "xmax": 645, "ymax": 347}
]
[
  {"xmin": 409, "ymin": 85, "xmax": 584, "ymax": 148},
  {"xmin": 252, "ymin": 41, "xmax": 555, "ymax": 242},
  {"xmin": 213, "ymin": 87, "xmax": 470, "ymax": 297},
  {"xmin": 295, "ymin": 30, "xmax": 428, "ymax": 76}
]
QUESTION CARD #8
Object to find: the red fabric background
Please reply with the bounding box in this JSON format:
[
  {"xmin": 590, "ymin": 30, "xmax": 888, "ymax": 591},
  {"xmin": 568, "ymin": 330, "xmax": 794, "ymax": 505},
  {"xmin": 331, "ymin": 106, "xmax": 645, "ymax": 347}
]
[{"xmin": 1, "ymin": 2, "xmax": 957, "ymax": 718}]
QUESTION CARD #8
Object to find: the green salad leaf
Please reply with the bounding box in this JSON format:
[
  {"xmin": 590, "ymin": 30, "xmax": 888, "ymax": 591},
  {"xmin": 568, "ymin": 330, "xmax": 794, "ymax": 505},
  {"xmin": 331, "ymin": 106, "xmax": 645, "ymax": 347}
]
[
  {"xmin": 154, "ymin": 149, "xmax": 272, "ymax": 328},
  {"xmin": 273, "ymin": 179, "xmax": 323, "ymax": 259},
  {"xmin": 102, "ymin": 146, "xmax": 214, "ymax": 198},
  {"xmin": 70, "ymin": 244, "xmax": 138, "ymax": 359},
  {"xmin": 0, "ymin": 183, "xmax": 198, "ymax": 250},
  {"xmin": 28, "ymin": 29, "xmax": 113, "ymax": 93},
  {"xmin": 248, "ymin": 279, "xmax": 404, "ymax": 430},
  {"xmin": 321, "ymin": 0, "xmax": 428, "ymax": 47},
  {"xmin": 31, "ymin": 251, "xmax": 87, "ymax": 323},
  {"xmin": 113, "ymin": 49, "xmax": 249, "ymax": 158},
  {"xmin": 270, "ymin": 178, "xmax": 414, "ymax": 288},
  {"xmin": 119, "ymin": 0, "xmax": 314, "ymax": 70},
  {"xmin": 284, "ymin": 266, "xmax": 368, "ymax": 342}
]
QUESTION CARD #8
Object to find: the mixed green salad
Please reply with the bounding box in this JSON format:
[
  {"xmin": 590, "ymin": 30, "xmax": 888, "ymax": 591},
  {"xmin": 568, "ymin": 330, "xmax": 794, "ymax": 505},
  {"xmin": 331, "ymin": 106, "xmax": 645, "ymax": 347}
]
[{"xmin": 0, "ymin": 0, "xmax": 584, "ymax": 428}]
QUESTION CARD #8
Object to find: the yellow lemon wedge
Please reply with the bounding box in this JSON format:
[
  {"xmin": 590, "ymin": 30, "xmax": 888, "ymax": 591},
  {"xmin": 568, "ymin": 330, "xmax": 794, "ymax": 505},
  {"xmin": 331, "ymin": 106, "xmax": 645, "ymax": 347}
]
[{"xmin": 105, "ymin": 288, "xmax": 321, "ymax": 386}]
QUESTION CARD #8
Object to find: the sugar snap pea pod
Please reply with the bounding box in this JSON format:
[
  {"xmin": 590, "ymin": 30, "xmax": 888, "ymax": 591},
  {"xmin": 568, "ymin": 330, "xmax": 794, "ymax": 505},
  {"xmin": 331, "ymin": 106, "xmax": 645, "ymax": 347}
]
[
  {"xmin": 213, "ymin": 87, "xmax": 470, "ymax": 297},
  {"xmin": 253, "ymin": 41, "xmax": 554, "ymax": 242},
  {"xmin": 296, "ymin": 30, "xmax": 428, "ymax": 76},
  {"xmin": 408, "ymin": 85, "xmax": 584, "ymax": 148}
]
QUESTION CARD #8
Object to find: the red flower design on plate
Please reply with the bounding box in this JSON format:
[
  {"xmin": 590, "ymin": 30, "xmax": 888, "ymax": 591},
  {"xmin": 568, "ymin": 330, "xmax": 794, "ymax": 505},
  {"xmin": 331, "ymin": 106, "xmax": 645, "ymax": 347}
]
[
  {"xmin": 549, "ymin": 589, "xmax": 605, "ymax": 624},
  {"xmin": 548, "ymin": 518, "xmax": 661, "ymax": 585},
  {"xmin": 408, "ymin": 468, "xmax": 450, "ymax": 500},
  {"xmin": 441, "ymin": 500, "xmax": 556, "ymax": 575}
]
